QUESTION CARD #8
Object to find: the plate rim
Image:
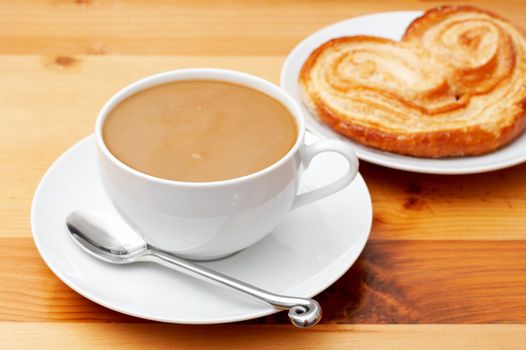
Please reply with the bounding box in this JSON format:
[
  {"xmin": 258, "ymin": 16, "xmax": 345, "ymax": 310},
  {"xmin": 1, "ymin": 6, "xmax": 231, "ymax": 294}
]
[
  {"xmin": 30, "ymin": 134, "xmax": 372, "ymax": 324},
  {"xmin": 280, "ymin": 10, "xmax": 526, "ymax": 175}
]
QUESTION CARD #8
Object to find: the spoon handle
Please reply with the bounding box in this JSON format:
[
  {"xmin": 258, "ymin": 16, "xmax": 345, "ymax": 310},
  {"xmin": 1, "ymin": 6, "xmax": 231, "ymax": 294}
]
[{"xmin": 142, "ymin": 247, "xmax": 321, "ymax": 328}]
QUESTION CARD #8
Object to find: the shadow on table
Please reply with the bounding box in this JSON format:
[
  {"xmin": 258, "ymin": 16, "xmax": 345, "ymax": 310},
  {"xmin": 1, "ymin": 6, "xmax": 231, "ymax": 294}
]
[{"xmin": 245, "ymin": 251, "xmax": 368, "ymax": 325}]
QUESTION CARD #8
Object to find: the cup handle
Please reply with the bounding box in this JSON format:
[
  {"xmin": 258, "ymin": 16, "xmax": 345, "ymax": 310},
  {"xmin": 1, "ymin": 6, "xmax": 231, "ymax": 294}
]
[{"xmin": 291, "ymin": 140, "xmax": 359, "ymax": 210}]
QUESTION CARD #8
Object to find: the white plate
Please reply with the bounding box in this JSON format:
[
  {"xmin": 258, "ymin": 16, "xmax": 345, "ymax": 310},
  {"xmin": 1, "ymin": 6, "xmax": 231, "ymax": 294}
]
[
  {"xmin": 281, "ymin": 11, "xmax": 526, "ymax": 174},
  {"xmin": 31, "ymin": 134, "xmax": 372, "ymax": 324}
]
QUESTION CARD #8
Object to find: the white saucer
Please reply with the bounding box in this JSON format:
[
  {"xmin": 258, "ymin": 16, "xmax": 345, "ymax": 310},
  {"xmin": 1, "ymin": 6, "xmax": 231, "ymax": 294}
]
[
  {"xmin": 281, "ymin": 11, "xmax": 526, "ymax": 174},
  {"xmin": 31, "ymin": 133, "xmax": 372, "ymax": 324}
]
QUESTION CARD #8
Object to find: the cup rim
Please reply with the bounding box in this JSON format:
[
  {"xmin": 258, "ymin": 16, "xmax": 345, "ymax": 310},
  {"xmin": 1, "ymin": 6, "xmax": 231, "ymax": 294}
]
[{"xmin": 95, "ymin": 68, "xmax": 306, "ymax": 188}]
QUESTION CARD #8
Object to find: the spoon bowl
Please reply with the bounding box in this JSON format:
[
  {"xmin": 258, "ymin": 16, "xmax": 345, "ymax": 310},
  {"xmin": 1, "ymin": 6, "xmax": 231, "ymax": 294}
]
[{"xmin": 67, "ymin": 210, "xmax": 148, "ymax": 264}]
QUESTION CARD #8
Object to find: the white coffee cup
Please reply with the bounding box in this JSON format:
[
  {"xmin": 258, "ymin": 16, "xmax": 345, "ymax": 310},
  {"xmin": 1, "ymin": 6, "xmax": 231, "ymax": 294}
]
[{"xmin": 96, "ymin": 69, "xmax": 359, "ymax": 260}]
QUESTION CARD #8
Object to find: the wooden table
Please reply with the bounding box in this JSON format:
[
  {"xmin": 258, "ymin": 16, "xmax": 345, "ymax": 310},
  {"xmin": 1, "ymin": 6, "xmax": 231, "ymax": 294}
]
[{"xmin": 2, "ymin": 1, "xmax": 526, "ymax": 348}]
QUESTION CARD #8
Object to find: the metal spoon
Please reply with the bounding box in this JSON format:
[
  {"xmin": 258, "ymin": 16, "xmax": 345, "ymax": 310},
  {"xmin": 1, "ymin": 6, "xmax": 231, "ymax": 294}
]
[{"xmin": 66, "ymin": 209, "xmax": 322, "ymax": 328}]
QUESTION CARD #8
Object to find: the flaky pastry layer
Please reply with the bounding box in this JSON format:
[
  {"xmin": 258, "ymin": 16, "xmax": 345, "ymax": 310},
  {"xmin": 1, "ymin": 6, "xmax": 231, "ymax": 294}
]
[{"xmin": 299, "ymin": 6, "xmax": 526, "ymax": 157}]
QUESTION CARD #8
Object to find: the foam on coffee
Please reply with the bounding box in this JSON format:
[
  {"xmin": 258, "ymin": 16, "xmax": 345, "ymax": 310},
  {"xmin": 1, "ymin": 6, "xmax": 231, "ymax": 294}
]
[{"xmin": 103, "ymin": 80, "xmax": 297, "ymax": 182}]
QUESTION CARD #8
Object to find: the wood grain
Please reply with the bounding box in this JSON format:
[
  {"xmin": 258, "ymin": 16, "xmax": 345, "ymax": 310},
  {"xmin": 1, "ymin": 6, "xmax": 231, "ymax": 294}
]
[
  {"xmin": 2, "ymin": 238, "xmax": 525, "ymax": 323},
  {"xmin": 1, "ymin": 323, "xmax": 525, "ymax": 350},
  {"xmin": 363, "ymin": 162, "xmax": 526, "ymax": 241},
  {"xmin": 1, "ymin": 0, "xmax": 526, "ymax": 56},
  {"xmin": 259, "ymin": 240, "xmax": 526, "ymax": 324}
]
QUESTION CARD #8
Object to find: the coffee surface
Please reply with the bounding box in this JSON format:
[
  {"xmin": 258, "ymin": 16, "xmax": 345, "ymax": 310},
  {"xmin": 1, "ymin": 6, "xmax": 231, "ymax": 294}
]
[{"xmin": 103, "ymin": 80, "xmax": 297, "ymax": 182}]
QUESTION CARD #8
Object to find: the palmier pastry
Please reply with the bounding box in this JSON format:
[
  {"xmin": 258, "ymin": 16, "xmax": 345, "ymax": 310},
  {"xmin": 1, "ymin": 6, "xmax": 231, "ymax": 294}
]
[{"xmin": 299, "ymin": 6, "xmax": 526, "ymax": 157}]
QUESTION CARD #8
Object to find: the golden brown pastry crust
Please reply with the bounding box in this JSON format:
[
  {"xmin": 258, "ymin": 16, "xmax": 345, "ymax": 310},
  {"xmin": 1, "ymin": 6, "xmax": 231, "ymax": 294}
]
[{"xmin": 299, "ymin": 6, "xmax": 526, "ymax": 158}]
